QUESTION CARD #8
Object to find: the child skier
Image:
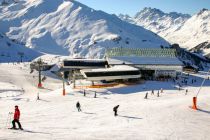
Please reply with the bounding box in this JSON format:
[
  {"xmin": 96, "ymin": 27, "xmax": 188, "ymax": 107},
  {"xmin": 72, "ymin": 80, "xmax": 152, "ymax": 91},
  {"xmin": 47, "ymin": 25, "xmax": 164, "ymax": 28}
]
[{"xmin": 11, "ymin": 105, "xmax": 23, "ymax": 130}]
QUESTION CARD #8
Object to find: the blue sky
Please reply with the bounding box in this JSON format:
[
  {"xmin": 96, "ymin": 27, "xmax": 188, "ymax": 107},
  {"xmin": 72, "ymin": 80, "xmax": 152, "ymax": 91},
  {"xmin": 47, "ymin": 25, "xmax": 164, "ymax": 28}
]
[{"xmin": 77, "ymin": 0, "xmax": 210, "ymax": 16}]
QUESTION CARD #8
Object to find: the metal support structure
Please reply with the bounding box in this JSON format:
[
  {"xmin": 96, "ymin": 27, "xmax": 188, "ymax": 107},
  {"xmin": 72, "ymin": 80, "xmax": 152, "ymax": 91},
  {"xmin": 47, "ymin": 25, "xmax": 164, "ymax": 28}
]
[
  {"xmin": 73, "ymin": 70, "xmax": 76, "ymax": 88},
  {"xmin": 191, "ymin": 70, "xmax": 210, "ymax": 110},
  {"xmin": 37, "ymin": 59, "xmax": 43, "ymax": 88},
  {"xmin": 62, "ymin": 72, "xmax": 66, "ymax": 96}
]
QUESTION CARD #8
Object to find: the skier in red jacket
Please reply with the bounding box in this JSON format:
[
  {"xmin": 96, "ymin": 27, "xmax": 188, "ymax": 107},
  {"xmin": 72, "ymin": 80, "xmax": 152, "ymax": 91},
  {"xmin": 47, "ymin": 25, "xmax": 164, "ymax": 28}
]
[{"xmin": 11, "ymin": 105, "xmax": 23, "ymax": 130}]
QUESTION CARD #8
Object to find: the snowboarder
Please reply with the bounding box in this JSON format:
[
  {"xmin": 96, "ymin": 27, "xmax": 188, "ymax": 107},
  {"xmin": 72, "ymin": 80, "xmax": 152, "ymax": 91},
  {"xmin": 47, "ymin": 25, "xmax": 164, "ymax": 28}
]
[
  {"xmin": 76, "ymin": 101, "xmax": 81, "ymax": 112},
  {"xmin": 11, "ymin": 106, "xmax": 23, "ymax": 130},
  {"xmin": 83, "ymin": 90, "xmax": 86, "ymax": 96},
  {"xmin": 144, "ymin": 92, "xmax": 148, "ymax": 99},
  {"xmin": 113, "ymin": 105, "xmax": 119, "ymax": 116},
  {"xmin": 157, "ymin": 90, "xmax": 160, "ymax": 97}
]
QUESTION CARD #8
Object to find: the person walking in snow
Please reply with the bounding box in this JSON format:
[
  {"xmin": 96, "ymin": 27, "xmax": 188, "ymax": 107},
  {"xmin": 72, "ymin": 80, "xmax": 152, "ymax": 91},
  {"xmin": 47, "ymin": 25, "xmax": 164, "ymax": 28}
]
[
  {"xmin": 113, "ymin": 105, "xmax": 119, "ymax": 116},
  {"xmin": 76, "ymin": 101, "xmax": 81, "ymax": 112},
  {"xmin": 11, "ymin": 105, "xmax": 23, "ymax": 130}
]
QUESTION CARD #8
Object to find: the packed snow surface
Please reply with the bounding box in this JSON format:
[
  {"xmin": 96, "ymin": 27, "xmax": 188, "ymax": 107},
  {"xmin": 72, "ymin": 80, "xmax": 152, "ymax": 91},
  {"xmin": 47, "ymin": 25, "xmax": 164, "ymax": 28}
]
[{"xmin": 0, "ymin": 63, "xmax": 210, "ymax": 140}]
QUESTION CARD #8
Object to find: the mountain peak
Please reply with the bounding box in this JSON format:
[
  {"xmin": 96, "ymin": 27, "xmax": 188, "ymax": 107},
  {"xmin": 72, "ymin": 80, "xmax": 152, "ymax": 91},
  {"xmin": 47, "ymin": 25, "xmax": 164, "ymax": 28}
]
[
  {"xmin": 197, "ymin": 8, "xmax": 210, "ymax": 16},
  {"xmin": 0, "ymin": 0, "xmax": 169, "ymax": 58},
  {"xmin": 134, "ymin": 7, "xmax": 190, "ymax": 21},
  {"xmin": 134, "ymin": 7, "xmax": 164, "ymax": 18}
]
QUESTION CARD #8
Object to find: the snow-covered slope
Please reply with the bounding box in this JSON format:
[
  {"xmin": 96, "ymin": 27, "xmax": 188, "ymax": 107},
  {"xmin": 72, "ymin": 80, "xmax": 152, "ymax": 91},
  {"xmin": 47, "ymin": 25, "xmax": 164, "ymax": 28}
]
[
  {"xmin": 0, "ymin": 32, "xmax": 42, "ymax": 62},
  {"xmin": 166, "ymin": 9, "xmax": 210, "ymax": 50},
  {"xmin": 189, "ymin": 41, "xmax": 210, "ymax": 58},
  {"xmin": 0, "ymin": 63, "xmax": 210, "ymax": 139},
  {"xmin": 0, "ymin": 0, "xmax": 169, "ymax": 58},
  {"xmin": 119, "ymin": 8, "xmax": 210, "ymax": 58},
  {"xmin": 119, "ymin": 7, "xmax": 190, "ymax": 38}
]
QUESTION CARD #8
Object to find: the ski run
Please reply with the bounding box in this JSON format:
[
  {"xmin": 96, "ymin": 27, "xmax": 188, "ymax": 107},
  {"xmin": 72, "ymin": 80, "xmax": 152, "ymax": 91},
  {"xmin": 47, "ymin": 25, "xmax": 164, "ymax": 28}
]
[{"xmin": 0, "ymin": 63, "xmax": 210, "ymax": 140}]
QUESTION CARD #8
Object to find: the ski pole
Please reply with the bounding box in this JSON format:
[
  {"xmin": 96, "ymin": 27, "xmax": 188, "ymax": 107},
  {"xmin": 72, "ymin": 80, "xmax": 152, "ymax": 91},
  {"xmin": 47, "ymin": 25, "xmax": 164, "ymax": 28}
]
[
  {"xmin": 5, "ymin": 112, "xmax": 12, "ymax": 128},
  {"xmin": 5, "ymin": 113, "xmax": 9, "ymax": 128},
  {"xmin": 8, "ymin": 112, "xmax": 12, "ymax": 128}
]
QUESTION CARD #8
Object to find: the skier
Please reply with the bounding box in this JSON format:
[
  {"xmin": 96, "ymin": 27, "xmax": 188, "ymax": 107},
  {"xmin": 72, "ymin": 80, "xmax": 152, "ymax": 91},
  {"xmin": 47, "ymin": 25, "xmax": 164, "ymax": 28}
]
[
  {"xmin": 144, "ymin": 92, "xmax": 148, "ymax": 99},
  {"xmin": 11, "ymin": 105, "xmax": 23, "ymax": 130},
  {"xmin": 94, "ymin": 91, "xmax": 97, "ymax": 98},
  {"xmin": 157, "ymin": 90, "xmax": 160, "ymax": 97},
  {"xmin": 113, "ymin": 105, "xmax": 119, "ymax": 116},
  {"xmin": 76, "ymin": 101, "xmax": 82, "ymax": 112},
  {"xmin": 160, "ymin": 88, "xmax": 163, "ymax": 93},
  {"xmin": 151, "ymin": 90, "xmax": 154, "ymax": 95},
  {"xmin": 185, "ymin": 89, "xmax": 188, "ymax": 95},
  {"xmin": 83, "ymin": 90, "xmax": 86, "ymax": 96}
]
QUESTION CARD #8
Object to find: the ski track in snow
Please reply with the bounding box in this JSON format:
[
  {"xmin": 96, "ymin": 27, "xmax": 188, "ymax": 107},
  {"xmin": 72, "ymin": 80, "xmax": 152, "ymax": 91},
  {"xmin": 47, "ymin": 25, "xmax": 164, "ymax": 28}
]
[{"xmin": 0, "ymin": 63, "xmax": 210, "ymax": 140}]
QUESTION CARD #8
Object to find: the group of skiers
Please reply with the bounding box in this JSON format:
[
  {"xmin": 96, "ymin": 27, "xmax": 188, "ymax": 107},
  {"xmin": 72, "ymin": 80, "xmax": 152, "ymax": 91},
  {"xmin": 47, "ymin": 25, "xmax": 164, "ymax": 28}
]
[
  {"xmin": 10, "ymin": 99, "xmax": 119, "ymax": 130},
  {"xmin": 144, "ymin": 88, "xmax": 163, "ymax": 99},
  {"xmin": 76, "ymin": 101, "xmax": 120, "ymax": 116},
  {"xmin": 83, "ymin": 90, "xmax": 97, "ymax": 98}
]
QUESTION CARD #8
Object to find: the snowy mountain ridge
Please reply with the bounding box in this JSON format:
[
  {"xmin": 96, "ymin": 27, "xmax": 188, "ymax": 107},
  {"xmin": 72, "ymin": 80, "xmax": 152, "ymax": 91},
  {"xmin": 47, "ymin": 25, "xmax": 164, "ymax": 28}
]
[
  {"xmin": 119, "ymin": 7, "xmax": 190, "ymax": 36},
  {"xmin": 119, "ymin": 7, "xmax": 210, "ymax": 58},
  {"xmin": 0, "ymin": 0, "xmax": 169, "ymax": 59},
  {"xmin": 0, "ymin": 32, "xmax": 42, "ymax": 62},
  {"xmin": 166, "ymin": 9, "xmax": 210, "ymax": 50}
]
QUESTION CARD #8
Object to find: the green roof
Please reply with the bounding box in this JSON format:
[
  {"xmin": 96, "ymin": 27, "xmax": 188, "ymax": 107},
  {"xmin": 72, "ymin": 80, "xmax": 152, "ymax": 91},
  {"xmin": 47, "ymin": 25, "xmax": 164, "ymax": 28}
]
[{"xmin": 106, "ymin": 48, "xmax": 177, "ymax": 58}]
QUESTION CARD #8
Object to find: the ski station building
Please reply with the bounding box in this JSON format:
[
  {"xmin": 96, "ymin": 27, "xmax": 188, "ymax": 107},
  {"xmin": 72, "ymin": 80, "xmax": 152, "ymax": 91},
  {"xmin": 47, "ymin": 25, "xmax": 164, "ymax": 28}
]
[
  {"xmin": 106, "ymin": 48, "xmax": 183, "ymax": 80},
  {"xmin": 62, "ymin": 48, "xmax": 183, "ymax": 83}
]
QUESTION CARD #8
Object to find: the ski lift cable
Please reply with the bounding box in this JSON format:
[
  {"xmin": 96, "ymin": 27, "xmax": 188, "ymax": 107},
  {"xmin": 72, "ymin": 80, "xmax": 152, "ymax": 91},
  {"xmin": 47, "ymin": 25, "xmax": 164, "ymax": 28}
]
[{"xmin": 196, "ymin": 70, "xmax": 210, "ymax": 97}]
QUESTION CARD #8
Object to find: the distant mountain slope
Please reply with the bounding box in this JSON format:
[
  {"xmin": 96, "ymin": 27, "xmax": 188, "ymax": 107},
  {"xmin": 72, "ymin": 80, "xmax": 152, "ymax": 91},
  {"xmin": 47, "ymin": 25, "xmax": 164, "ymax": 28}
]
[
  {"xmin": 119, "ymin": 7, "xmax": 190, "ymax": 38},
  {"xmin": 0, "ymin": 32, "xmax": 42, "ymax": 62},
  {"xmin": 119, "ymin": 8, "xmax": 210, "ymax": 59},
  {"xmin": 189, "ymin": 41, "xmax": 210, "ymax": 58},
  {"xmin": 166, "ymin": 9, "xmax": 210, "ymax": 50},
  {"xmin": 0, "ymin": 0, "xmax": 169, "ymax": 58}
]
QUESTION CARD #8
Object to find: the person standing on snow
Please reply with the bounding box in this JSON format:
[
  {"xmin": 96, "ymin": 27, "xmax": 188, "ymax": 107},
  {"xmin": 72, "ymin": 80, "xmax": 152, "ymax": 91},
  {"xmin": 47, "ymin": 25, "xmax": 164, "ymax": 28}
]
[
  {"xmin": 113, "ymin": 105, "xmax": 120, "ymax": 116},
  {"xmin": 144, "ymin": 92, "xmax": 148, "ymax": 99},
  {"xmin": 185, "ymin": 89, "xmax": 188, "ymax": 95},
  {"xmin": 11, "ymin": 105, "xmax": 23, "ymax": 130},
  {"xmin": 76, "ymin": 101, "xmax": 82, "ymax": 112},
  {"xmin": 151, "ymin": 90, "xmax": 154, "ymax": 95},
  {"xmin": 157, "ymin": 90, "xmax": 160, "ymax": 97}
]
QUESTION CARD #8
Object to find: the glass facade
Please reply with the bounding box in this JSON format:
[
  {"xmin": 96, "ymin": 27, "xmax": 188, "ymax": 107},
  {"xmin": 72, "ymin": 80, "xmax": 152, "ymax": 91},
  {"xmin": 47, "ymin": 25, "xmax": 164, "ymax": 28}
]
[
  {"xmin": 106, "ymin": 48, "xmax": 176, "ymax": 58},
  {"xmin": 85, "ymin": 71, "xmax": 140, "ymax": 77}
]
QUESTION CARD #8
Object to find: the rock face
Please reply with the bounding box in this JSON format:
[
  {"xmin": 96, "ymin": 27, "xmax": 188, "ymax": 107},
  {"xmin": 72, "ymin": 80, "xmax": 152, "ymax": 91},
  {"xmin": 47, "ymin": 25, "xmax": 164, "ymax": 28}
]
[{"xmin": 0, "ymin": 0, "xmax": 169, "ymax": 58}]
